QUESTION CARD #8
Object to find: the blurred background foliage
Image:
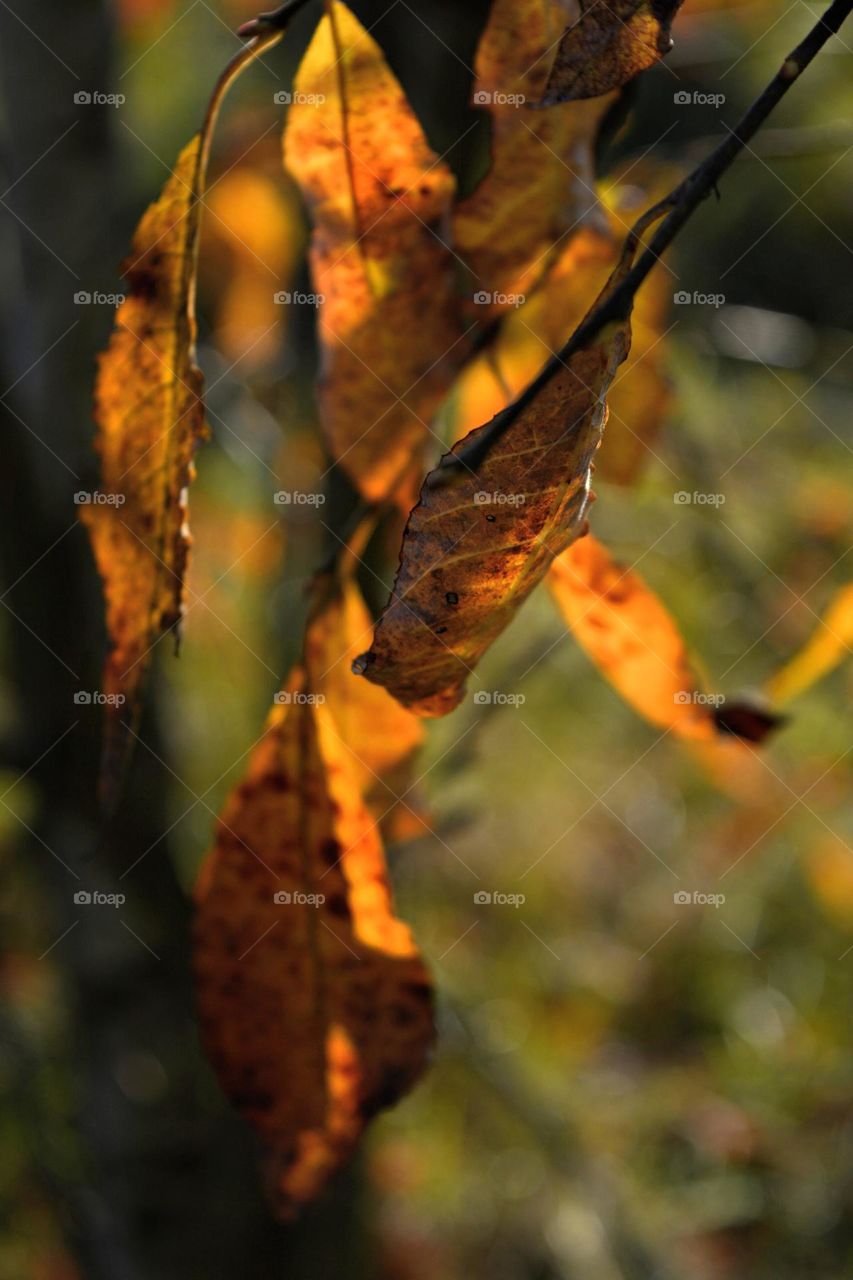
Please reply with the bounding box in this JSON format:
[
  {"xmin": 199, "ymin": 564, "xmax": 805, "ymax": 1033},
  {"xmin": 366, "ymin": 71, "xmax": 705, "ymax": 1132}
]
[{"xmin": 1, "ymin": 0, "xmax": 852, "ymax": 1276}]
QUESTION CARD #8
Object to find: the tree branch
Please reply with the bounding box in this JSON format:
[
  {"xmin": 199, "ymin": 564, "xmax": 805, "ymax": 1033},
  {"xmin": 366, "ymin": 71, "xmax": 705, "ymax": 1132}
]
[
  {"xmin": 446, "ymin": 0, "xmax": 853, "ymax": 479},
  {"xmin": 237, "ymin": 0, "xmax": 315, "ymax": 38}
]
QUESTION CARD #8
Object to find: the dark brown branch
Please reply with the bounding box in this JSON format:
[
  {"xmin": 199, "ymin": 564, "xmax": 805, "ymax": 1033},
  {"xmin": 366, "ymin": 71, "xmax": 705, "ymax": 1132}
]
[
  {"xmin": 237, "ymin": 0, "xmax": 315, "ymax": 38},
  {"xmin": 445, "ymin": 0, "xmax": 853, "ymax": 479}
]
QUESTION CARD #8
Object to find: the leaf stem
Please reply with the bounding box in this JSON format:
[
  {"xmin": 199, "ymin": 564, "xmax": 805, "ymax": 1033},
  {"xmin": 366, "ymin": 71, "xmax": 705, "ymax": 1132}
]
[
  {"xmin": 449, "ymin": 0, "xmax": 853, "ymax": 477},
  {"xmin": 237, "ymin": 0, "xmax": 315, "ymax": 38}
]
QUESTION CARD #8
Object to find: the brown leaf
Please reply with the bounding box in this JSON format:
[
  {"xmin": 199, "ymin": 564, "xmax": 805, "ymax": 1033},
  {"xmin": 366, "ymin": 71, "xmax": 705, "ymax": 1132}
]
[
  {"xmin": 82, "ymin": 135, "xmax": 208, "ymax": 801},
  {"xmin": 542, "ymin": 0, "xmax": 685, "ymax": 104},
  {"xmin": 282, "ymin": 1, "xmax": 462, "ymax": 504},
  {"xmin": 453, "ymin": 0, "xmax": 614, "ymax": 314},
  {"xmin": 353, "ymin": 253, "xmax": 640, "ymax": 716},
  {"xmin": 193, "ymin": 662, "xmax": 433, "ymax": 1218}
]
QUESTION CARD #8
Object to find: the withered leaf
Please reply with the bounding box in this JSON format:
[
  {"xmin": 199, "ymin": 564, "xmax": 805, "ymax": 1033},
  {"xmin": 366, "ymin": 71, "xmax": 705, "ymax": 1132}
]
[
  {"xmin": 282, "ymin": 1, "xmax": 461, "ymax": 504},
  {"xmin": 82, "ymin": 135, "xmax": 207, "ymax": 802},
  {"xmin": 193, "ymin": 665, "xmax": 433, "ymax": 1218},
  {"xmin": 353, "ymin": 254, "xmax": 640, "ymax": 716},
  {"xmin": 453, "ymin": 0, "xmax": 614, "ymax": 314},
  {"xmin": 542, "ymin": 0, "xmax": 685, "ymax": 104}
]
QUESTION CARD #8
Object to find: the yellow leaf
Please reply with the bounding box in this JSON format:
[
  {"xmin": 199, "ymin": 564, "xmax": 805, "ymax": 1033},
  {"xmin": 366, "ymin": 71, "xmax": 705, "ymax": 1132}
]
[
  {"xmin": 765, "ymin": 583, "xmax": 853, "ymax": 705},
  {"xmin": 282, "ymin": 1, "xmax": 462, "ymax": 504},
  {"xmin": 453, "ymin": 0, "xmax": 614, "ymax": 314}
]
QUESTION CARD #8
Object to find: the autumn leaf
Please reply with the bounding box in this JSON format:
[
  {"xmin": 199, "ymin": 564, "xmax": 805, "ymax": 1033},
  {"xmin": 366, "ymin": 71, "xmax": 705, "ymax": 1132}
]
[
  {"xmin": 541, "ymin": 0, "xmax": 686, "ymax": 104},
  {"xmin": 282, "ymin": 1, "xmax": 461, "ymax": 504},
  {"xmin": 193, "ymin": 660, "xmax": 433, "ymax": 1217},
  {"xmin": 549, "ymin": 535, "xmax": 717, "ymax": 739},
  {"xmin": 449, "ymin": 186, "xmax": 673, "ymax": 484},
  {"xmin": 453, "ymin": 0, "xmax": 614, "ymax": 315},
  {"xmin": 353, "ymin": 245, "xmax": 644, "ymax": 716},
  {"xmin": 765, "ymin": 582, "xmax": 853, "ymax": 704},
  {"xmin": 82, "ymin": 135, "xmax": 207, "ymax": 803},
  {"xmin": 304, "ymin": 545, "xmax": 427, "ymax": 834},
  {"xmin": 82, "ymin": 31, "xmax": 283, "ymax": 806}
]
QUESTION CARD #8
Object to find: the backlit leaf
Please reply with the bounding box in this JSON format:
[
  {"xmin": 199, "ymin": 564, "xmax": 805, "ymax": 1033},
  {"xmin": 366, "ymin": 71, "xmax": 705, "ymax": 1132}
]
[
  {"xmin": 542, "ymin": 0, "xmax": 686, "ymax": 104},
  {"xmin": 453, "ymin": 0, "xmax": 613, "ymax": 314},
  {"xmin": 193, "ymin": 659, "xmax": 433, "ymax": 1217},
  {"xmin": 82, "ymin": 135, "xmax": 207, "ymax": 801},
  {"xmin": 353, "ymin": 252, "xmax": 640, "ymax": 716},
  {"xmin": 282, "ymin": 1, "xmax": 461, "ymax": 504}
]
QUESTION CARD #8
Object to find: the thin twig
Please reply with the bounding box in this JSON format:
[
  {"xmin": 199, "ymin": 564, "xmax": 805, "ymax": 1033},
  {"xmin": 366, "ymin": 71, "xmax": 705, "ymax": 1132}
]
[
  {"xmin": 445, "ymin": 0, "xmax": 853, "ymax": 479},
  {"xmin": 237, "ymin": 0, "xmax": 315, "ymax": 38}
]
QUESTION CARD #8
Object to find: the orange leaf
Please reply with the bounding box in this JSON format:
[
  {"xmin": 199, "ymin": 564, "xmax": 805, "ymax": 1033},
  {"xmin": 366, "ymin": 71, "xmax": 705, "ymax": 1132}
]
[
  {"xmin": 548, "ymin": 535, "xmax": 718, "ymax": 739},
  {"xmin": 542, "ymin": 0, "xmax": 686, "ymax": 104},
  {"xmin": 354, "ymin": 252, "xmax": 639, "ymax": 716},
  {"xmin": 282, "ymin": 1, "xmax": 462, "ymax": 504},
  {"xmin": 453, "ymin": 0, "xmax": 614, "ymax": 314},
  {"xmin": 82, "ymin": 135, "xmax": 207, "ymax": 801}
]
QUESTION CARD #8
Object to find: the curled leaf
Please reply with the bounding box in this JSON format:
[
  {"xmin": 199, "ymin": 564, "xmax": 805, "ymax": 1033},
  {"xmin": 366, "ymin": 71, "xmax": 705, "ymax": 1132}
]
[
  {"xmin": 453, "ymin": 0, "xmax": 614, "ymax": 314},
  {"xmin": 282, "ymin": 1, "xmax": 461, "ymax": 503},
  {"xmin": 354, "ymin": 254, "xmax": 640, "ymax": 716},
  {"xmin": 542, "ymin": 0, "xmax": 686, "ymax": 104}
]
